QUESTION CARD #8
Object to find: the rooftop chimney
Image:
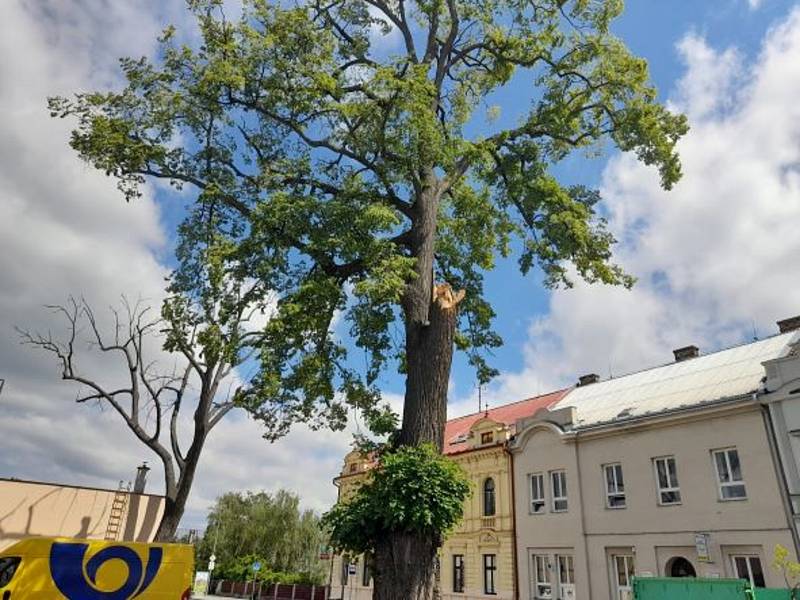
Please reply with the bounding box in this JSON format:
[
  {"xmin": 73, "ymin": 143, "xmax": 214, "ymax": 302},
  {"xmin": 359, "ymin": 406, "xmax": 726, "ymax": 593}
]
[
  {"xmin": 777, "ymin": 316, "xmax": 800, "ymax": 334},
  {"xmin": 578, "ymin": 373, "xmax": 600, "ymax": 386},
  {"xmin": 133, "ymin": 462, "xmax": 150, "ymax": 494},
  {"xmin": 673, "ymin": 345, "xmax": 699, "ymax": 362}
]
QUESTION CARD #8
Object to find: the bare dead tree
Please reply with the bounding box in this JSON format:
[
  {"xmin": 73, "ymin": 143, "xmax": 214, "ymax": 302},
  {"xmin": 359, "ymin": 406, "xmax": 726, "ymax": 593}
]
[{"xmin": 19, "ymin": 296, "xmax": 242, "ymax": 541}]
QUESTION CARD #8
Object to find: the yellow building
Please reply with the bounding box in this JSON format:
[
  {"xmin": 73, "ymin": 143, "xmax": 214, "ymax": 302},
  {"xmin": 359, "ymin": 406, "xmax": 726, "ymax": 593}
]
[{"xmin": 328, "ymin": 390, "xmax": 567, "ymax": 600}]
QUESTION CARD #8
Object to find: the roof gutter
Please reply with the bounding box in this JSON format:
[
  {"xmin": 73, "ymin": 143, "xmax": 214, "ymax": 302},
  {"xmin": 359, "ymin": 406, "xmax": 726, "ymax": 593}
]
[{"xmin": 504, "ymin": 445, "xmax": 520, "ymax": 600}]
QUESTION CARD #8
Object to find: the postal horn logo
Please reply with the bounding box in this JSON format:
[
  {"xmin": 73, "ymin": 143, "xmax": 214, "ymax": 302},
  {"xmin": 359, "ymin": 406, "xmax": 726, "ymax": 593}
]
[{"xmin": 49, "ymin": 541, "xmax": 163, "ymax": 600}]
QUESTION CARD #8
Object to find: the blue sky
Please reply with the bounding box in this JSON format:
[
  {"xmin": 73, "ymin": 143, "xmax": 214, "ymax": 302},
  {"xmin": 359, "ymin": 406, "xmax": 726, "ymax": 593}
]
[
  {"xmin": 439, "ymin": 0, "xmax": 800, "ymax": 404},
  {"xmin": 1, "ymin": 0, "xmax": 800, "ymax": 529}
]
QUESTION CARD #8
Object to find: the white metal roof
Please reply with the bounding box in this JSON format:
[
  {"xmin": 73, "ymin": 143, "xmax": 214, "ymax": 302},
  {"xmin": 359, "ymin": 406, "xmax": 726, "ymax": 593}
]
[{"xmin": 551, "ymin": 331, "xmax": 800, "ymax": 428}]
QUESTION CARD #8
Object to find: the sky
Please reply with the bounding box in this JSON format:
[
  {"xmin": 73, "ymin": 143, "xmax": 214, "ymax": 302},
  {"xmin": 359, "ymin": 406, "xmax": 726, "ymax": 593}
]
[{"xmin": 1, "ymin": 0, "xmax": 799, "ymax": 530}]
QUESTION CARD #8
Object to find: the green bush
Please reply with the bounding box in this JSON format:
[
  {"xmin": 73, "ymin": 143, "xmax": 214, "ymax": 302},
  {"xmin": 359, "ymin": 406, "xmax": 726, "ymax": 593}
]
[
  {"xmin": 322, "ymin": 444, "xmax": 471, "ymax": 554},
  {"xmin": 214, "ymin": 553, "xmax": 323, "ymax": 585}
]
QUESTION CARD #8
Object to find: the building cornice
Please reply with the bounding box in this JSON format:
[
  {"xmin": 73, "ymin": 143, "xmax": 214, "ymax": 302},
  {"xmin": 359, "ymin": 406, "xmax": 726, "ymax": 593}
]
[
  {"xmin": 566, "ymin": 394, "xmax": 759, "ymax": 441},
  {"xmin": 0, "ymin": 476, "xmax": 163, "ymax": 500},
  {"xmin": 510, "ymin": 393, "xmax": 762, "ymax": 448}
]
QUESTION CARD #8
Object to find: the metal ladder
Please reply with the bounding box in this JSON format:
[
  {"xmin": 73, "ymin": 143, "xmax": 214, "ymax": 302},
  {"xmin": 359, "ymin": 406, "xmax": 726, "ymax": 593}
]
[{"xmin": 104, "ymin": 481, "xmax": 129, "ymax": 541}]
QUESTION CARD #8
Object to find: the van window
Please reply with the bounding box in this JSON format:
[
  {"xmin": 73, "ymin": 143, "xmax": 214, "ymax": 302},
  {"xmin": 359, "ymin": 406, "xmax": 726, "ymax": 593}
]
[{"xmin": 0, "ymin": 557, "xmax": 21, "ymax": 587}]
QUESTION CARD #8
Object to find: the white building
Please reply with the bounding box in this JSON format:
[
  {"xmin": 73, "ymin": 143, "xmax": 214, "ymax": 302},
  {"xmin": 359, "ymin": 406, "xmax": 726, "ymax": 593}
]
[
  {"xmin": 762, "ymin": 316, "xmax": 800, "ymax": 551},
  {"xmin": 510, "ymin": 322, "xmax": 800, "ymax": 600}
]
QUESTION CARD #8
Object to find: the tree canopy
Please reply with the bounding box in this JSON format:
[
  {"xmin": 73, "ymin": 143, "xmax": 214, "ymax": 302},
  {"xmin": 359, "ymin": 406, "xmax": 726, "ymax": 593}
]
[
  {"xmin": 50, "ymin": 0, "xmax": 687, "ymax": 442},
  {"xmin": 323, "ymin": 444, "xmax": 470, "ymax": 554},
  {"xmin": 198, "ymin": 489, "xmax": 327, "ymax": 582}
]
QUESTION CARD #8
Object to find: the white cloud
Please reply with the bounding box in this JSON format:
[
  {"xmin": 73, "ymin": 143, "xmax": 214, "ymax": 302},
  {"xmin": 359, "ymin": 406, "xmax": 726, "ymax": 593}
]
[
  {"xmin": 366, "ymin": 3, "xmax": 403, "ymax": 51},
  {"xmin": 0, "ymin": 0, "xmax": 173, "ymax": 491},
  {"xmin": 748, "ymin": 0, "xmax": 764, "ymax": 10},
  {"xmin": 0, "ymin": 0, "xmax": 357, "ymax": 532},
  {"xmin": 482, "ymin": 8, "xmax": 800, "ymax": 404}
]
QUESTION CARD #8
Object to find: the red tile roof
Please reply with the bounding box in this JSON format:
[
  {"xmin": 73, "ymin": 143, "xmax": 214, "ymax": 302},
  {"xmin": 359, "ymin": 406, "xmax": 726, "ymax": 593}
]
[{"xmin": 443, "ymin": 389, "xmax": 570, "ymax": 455}]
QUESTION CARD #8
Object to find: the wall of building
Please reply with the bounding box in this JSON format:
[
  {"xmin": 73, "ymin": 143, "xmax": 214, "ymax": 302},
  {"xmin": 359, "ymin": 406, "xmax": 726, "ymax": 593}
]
[
  {"xmin": 329, "ymin": 419, "xmax": 518, "ymax": 600},
  {"xmin": 764, "ymin": 347, "xmax": 800, "ymax": 547},
  {"xmin": 0, "ymin": 478, "xmax": 164, "ymax": 550},
  {"xmin": 513, "ymin": 403, "xmax": 797, "ymax": 600},
  {"xmin": 441, "ymin": 441, "xmax": 514, "ymax": 600}
]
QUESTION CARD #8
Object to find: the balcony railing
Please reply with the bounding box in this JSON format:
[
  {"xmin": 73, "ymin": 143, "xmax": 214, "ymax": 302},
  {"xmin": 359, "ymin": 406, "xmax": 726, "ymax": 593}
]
[{"xmin": 480, "ymin": 516, "xmax": 496, "ymax": 530}]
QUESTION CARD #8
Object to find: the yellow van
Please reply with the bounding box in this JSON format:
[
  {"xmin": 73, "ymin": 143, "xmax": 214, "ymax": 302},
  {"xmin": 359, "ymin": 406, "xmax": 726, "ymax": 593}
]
[{"xmin": 0, "ymin": 537, "xmax": 193, "ymax": 599}]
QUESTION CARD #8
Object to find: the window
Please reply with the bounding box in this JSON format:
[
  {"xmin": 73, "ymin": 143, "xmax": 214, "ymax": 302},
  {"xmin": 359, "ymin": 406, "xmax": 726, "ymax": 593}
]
[
  {"xmin": 483, "ymin": 478, "xmax": 496, "ymax": 516},
  {"xmin": 556, "ymin": 555, "xmax": 575, "ymax": 599},
  {"xmin": 732, "ymin": 555, "xmax": 765, "ymax": 588},
  {"xmin": 654, "ymin": 456, "xmax": 682, "ymax": 505},
  {"xmin": 362, "ymin": 555, "xmax": 372, "ymax": 587},
  {"xmin": 551, "ymin": 470, "xmax": 568, "ymax": 512},
  {"xmin": 0, "ymin": 557, "xmax": 20, "ymax": 588},
  {"xmin": 611, "ymin": 554, "xmax": 635, "ymax": 600},
  {"xmin": 453, "ymin": 555, "xmax": 465, "ymax": 593},
  {"xmin": 532, "ymin": 554, "xmax": 552, "ymax": 598},
  {"xmin": 340, "ymin": 557, "xmax": 350, "ymax": 586},
  {"xmin": 530, "ymin": 473, "xmax": 546, "ymax": 514},
  {"xmin": 481, "ymin": 431, "xmax": 494, "ymax": 444},
  {"xmin": 667, "ymin": 556, "xmax": 696, "ymax": 578},
  {"xmin": 604, "ymin": 464, "xmax": 626, "ymax": 508},
  {"xmin": 484, "ymin": 554, "xmax": 497, "ymax": 595},
  {"xmin": 713, "ymin": 448, "xmax": 747, "ymax": 500}
]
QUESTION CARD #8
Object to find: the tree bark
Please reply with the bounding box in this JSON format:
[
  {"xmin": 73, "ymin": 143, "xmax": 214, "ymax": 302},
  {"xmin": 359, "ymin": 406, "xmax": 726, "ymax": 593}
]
[
  {"xmin": 397, "ymin": 283, "xmax": 463, "ymax": 450},
  {"xmin": 154, "ymin": 434, "xmax": 206, "ymax": 542},
  {"xmin": 374, "ymin": 281, "xmax": 462, "ymax": 600},
  {"xmin": 373, "ymin": 532, "xmax": 441, "ymax": 600}
]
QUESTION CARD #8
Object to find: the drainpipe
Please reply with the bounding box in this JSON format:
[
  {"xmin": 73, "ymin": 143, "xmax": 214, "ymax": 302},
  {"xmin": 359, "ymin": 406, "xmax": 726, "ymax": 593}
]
[
  {"xmin": 573, "ymin": 431, "xmax": 593, "ymax": 600},
  {"xmin": 506, "ymin": 446, "xmax": 519, "ymax": 600},
  {"xmin": 759, "ymin": 394, "xmax": 800, "ymax": 558}
]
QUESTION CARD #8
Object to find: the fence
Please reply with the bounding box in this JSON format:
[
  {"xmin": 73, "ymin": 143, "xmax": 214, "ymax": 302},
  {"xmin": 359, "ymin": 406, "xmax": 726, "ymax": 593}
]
[{"xmin": 215, "ymin": 580, "xmax": 329, "ymax": 600}]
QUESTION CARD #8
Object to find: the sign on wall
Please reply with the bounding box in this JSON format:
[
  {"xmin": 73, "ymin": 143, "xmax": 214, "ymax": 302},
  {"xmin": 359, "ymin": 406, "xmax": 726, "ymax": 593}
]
[{"xmin": 695, "ymin": 533, "xmax": 712, "ymax": 562}]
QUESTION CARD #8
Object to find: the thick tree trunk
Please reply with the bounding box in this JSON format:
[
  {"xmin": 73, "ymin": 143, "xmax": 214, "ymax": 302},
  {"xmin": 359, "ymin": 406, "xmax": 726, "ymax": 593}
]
[
  {"xmin": 374, "ymin": 283, "xmax": 462, "ymax": 600},
  {"xmin": 373, "ymin": 532, "xmax": 440, "ymax": 600},
  {"xmin": 372, "ymin": 175, "xmax": 463, "ymax": 600},
  {"xmin": 154, "ymin": 496, "xmax": 184, "ymax": 542},
  {"xmin": 397, "ymin": 283, "xmax": 462, "ymax": 450},
  {"xmin": 154, "ymin": 440, "xmax": 205, "ymax": 542}
]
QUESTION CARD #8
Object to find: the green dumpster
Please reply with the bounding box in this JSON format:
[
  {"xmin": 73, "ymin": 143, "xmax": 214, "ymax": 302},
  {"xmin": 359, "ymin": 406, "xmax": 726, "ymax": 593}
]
[
  {"xmin": 753, "ymin": 589, "xmax": 794, "ymax": 600},
  {"xmin": 633, "ymin": 577, "xmax": 751, "ymax": 600}
]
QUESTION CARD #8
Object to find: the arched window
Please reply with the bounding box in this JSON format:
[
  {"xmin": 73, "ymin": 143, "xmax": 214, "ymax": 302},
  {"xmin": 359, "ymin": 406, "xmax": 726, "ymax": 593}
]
[
  {"xmin": 666, "ymin": 556, "xmax": 696, "ymax": 578},
  {"xmin": 483, "ymin": 478, "xmax": 496, "ymax": 516}
]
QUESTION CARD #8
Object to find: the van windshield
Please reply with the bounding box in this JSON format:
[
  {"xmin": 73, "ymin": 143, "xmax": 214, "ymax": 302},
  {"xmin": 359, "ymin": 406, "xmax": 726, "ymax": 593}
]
[{"xmin": 0, "ymin": 557, "xmax": 20, "ymax": 588}]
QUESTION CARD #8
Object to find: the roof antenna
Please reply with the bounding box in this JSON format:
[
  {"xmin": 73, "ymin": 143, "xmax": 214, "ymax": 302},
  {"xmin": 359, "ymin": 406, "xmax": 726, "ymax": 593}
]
[
  {"xmin": 751, "ymin": 319, "xmax": 759, "ymax": 342},
  {"xmin": 478, "ymin": 382, "xmax": 483, "ymax": 414}
]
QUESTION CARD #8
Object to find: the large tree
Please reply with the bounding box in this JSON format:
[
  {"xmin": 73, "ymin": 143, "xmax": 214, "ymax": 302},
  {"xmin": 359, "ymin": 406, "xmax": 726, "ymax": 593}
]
[
  {"xmin": 197, "ymin": 489, "xmax": 326, "ymax": 581},
  {"xmin": 50, "ymin": 0, "xmax": 686, "ymax": 596}
]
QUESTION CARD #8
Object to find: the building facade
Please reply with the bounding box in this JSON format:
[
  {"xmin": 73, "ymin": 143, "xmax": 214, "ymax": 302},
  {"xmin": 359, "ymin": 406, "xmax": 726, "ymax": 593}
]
[
  {"xmin": 511, "ymin": 327, "xmax": 800, "ymax": 600},
  {"xmin": 0, "ymin": 469, "xmax": 164, "ymax": 550},
  {"xmin": 329, "ymin": 316, "xmax": 800, "ymax": 600},
  {"xmin": 329, "ymin": 391, "xmax": 566, "ymax": 600},
  {"xmin": 762, "ymin": 316, "xmax": 800, "ymax": 553}
]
